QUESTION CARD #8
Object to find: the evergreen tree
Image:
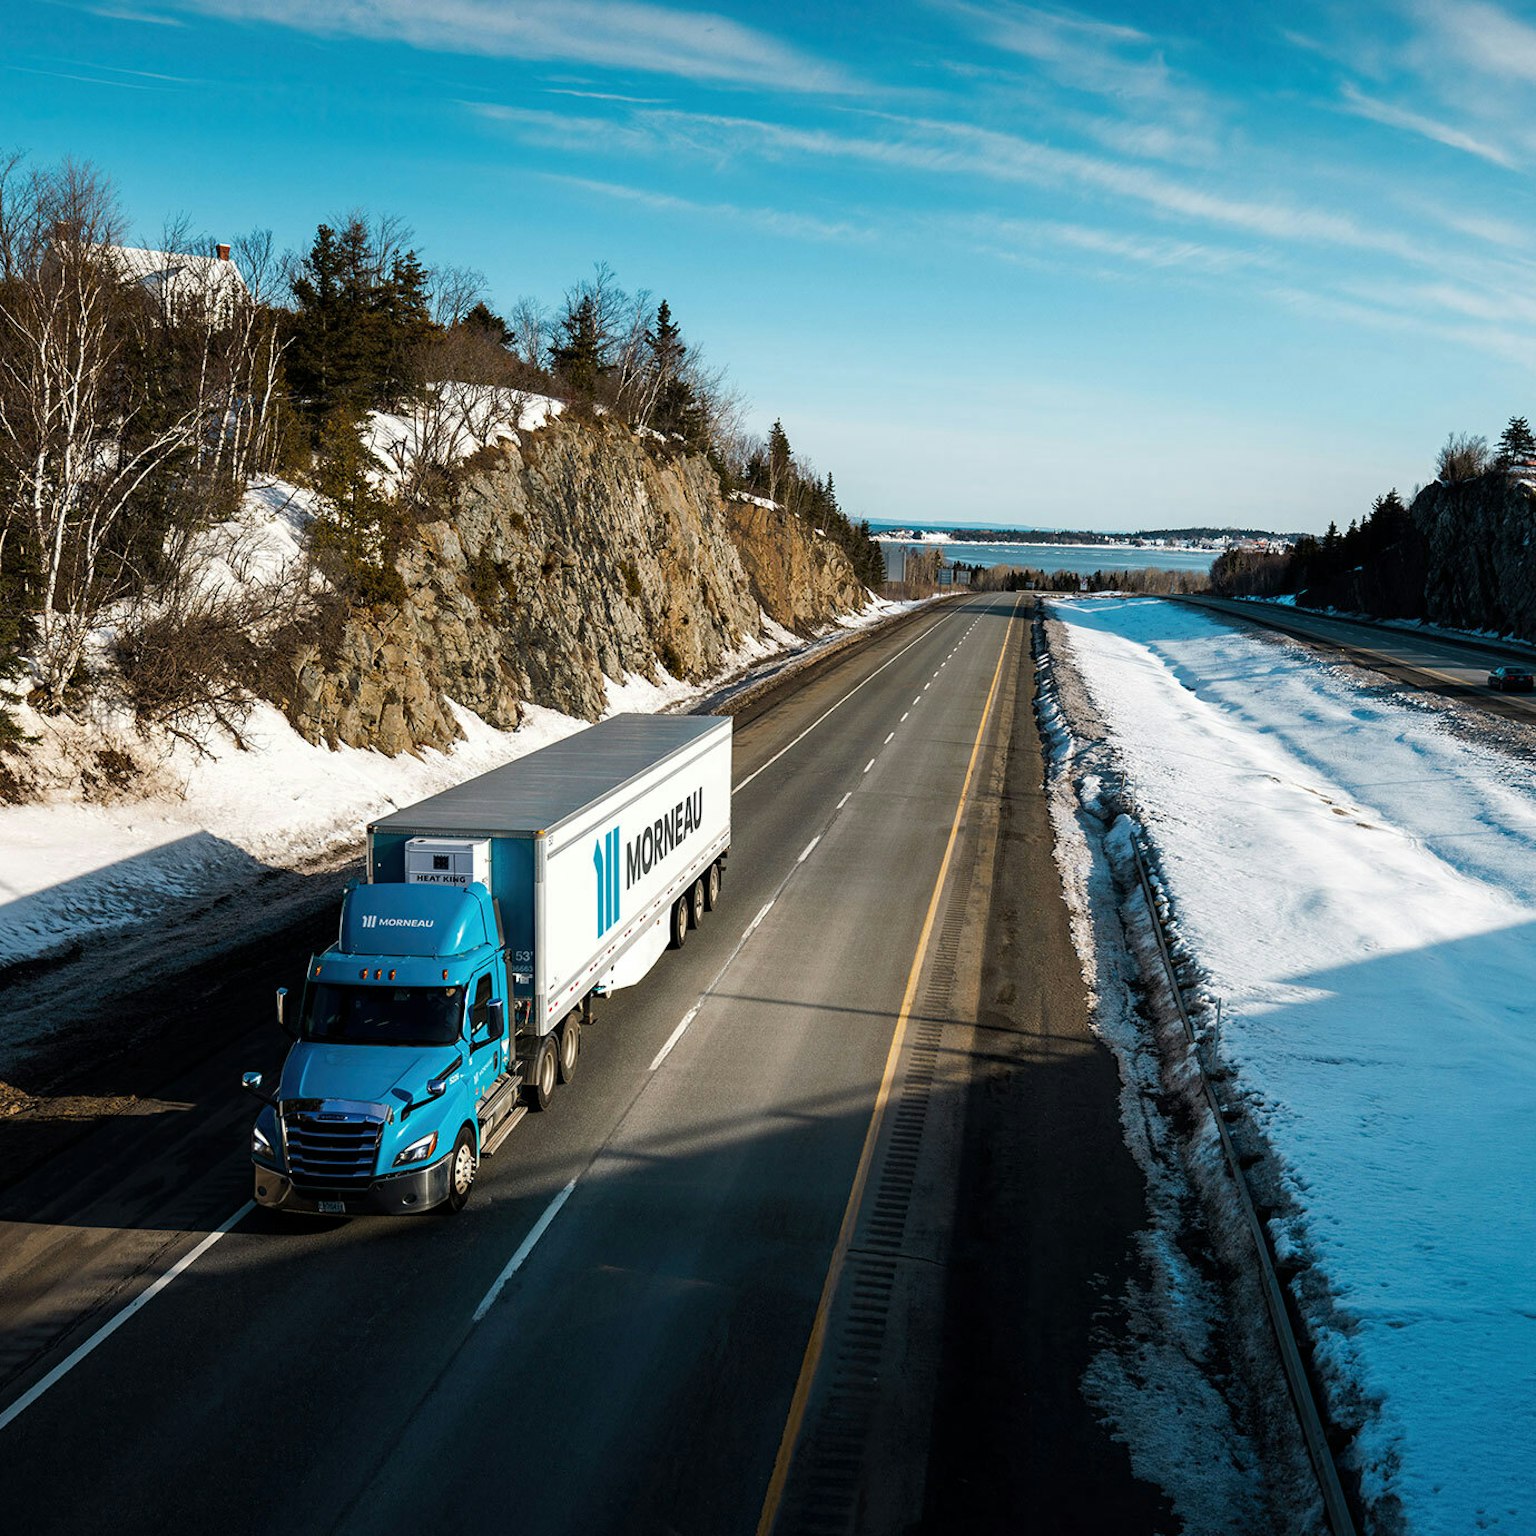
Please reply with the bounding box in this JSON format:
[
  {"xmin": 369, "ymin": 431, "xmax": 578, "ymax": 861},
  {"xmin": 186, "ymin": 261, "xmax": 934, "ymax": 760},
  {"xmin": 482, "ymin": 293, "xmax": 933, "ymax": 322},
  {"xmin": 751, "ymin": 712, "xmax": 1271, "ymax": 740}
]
[
  {"xmin": 551, "ymin": 292, "xmax": 607, "ymax": 400},
  {"xmin": 462, "ymin": 301, "xmax": 513, "ymax": 347},
  {"xmin": 767, "ymin": 418, "xmax": 792, "ymax": 503},
  {"xmin": 1498, "ymin": 415, "xmax": 1536, "ymax": 463},
  {"xmin": 307, "ymin": 412, "xmax": 405, "ymax": 608},
  {"xmin": 646, "ymin": 299, "xmax": 704, "ymax": 442},
  {"xmin": 286, "ymin": 217, "xmax": 434, "ymax": 425}
]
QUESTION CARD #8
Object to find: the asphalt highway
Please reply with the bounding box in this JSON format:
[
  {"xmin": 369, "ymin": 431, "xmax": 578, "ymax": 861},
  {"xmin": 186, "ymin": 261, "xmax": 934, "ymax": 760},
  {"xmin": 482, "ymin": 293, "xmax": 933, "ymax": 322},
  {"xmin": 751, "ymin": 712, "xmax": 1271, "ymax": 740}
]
[
  {"xmin": 0, "ymin": 593, "xmax": 1031, "ymax": 1536},
  {"xmin": 1184, "ymin": 595, "xmax": 1536, "ymax": 724}
]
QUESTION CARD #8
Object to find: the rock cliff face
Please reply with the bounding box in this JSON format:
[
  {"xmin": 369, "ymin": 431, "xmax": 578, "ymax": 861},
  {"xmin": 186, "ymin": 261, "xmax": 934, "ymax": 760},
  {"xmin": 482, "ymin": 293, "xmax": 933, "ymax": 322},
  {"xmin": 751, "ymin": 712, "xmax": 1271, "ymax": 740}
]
[
  {"xmin": 726, "ymin": 497, "xmax": 869, "ymax": 632},
  {"xmin": 276, "ymin": 417, "xmax": 868, "ymax": 755},
  {"xmin": 1410, "ymin": 474, "xmax": 1536, "ymax": 638}
]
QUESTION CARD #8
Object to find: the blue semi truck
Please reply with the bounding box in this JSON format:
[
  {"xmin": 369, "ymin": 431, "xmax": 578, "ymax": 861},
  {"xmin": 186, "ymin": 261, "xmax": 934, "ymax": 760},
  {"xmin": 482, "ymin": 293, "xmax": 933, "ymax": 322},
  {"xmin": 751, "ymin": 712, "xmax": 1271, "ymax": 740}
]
[{"xmin": 242, "ymin": 714, "xmax": 733, "ymax": 1216}]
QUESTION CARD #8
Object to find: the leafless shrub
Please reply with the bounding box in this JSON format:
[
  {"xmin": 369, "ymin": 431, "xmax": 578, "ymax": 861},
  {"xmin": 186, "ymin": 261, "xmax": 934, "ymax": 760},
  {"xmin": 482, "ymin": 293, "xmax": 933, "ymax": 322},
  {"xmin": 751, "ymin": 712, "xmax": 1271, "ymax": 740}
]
[
  {"xmin": 112, "ymin": 521, "xmax": 309, "ymax": 751},
  {"xmin": 1437, "ymin": 431, "xmax": 1490, "ymax": 484}
]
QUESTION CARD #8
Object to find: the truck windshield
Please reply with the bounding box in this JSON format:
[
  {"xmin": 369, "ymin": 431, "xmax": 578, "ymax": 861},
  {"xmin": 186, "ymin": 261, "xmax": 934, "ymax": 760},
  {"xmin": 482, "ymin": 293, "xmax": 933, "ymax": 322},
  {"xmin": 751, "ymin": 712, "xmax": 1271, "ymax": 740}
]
[{"xmin": 302, "ymin": 983, "xmax": 464, "ymax": 1048}]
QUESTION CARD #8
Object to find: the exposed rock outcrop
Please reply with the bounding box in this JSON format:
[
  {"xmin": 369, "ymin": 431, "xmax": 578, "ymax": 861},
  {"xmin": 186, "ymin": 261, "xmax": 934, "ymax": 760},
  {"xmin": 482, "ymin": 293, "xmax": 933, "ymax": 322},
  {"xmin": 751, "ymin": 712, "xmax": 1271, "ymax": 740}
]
[
  {"xmin": 274, "ymin": 416, "xmax": 869, "ymax": 754},
  {"xmin": 1410, "ymin": 473, "xmax": 1536, "ymax": 638},
  {"xmin": 726, "ymin": 496, "xmax": 870, "ymax": 632}
]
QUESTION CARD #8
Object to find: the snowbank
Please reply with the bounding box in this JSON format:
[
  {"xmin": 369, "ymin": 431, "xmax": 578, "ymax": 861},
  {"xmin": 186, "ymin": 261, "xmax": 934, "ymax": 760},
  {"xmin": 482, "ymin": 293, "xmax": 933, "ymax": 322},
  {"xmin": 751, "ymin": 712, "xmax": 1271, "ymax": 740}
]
[
  {"xmin": 1049, "ymin": 595, "xmax": 1536, "ymax": 1534},
  {"xmin": 0, "ymin": 592, "xmax": 910, "ymax": 976}
]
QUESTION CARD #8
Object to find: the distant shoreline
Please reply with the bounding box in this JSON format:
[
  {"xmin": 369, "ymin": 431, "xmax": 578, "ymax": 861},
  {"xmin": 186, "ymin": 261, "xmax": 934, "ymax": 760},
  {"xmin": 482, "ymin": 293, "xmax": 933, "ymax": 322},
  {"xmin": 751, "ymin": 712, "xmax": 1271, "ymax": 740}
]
[
  {"xmin": 875, "ymin": 533, "xmax": 1237, "ymax": 554},
  {"xmin": 872, "ymin": 524, "xmax": 1294, "ymax": 552}
]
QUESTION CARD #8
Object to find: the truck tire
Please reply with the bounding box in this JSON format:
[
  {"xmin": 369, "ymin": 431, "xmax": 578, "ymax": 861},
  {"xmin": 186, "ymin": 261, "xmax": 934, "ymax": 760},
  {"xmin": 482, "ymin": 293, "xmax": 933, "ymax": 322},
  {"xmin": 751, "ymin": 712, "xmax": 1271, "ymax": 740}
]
[
  {"xmin": 526, "ymin": 1035, "xmax": 558, "ymax": 1111},
  {"xmin": 686, "ymin": 877, "xmax": 705, "ymax": 929},
  {"xmin": 703, "ymin": 860, "xmax": 721, "ymax": 912},
  {"xmin": 444, "ymin": 1127, "xmax": 477, "ymax": 1213},
  {"xmin": 668, "ymin": 895, "xmax": 688, "ymax": 950},
  {"xmin": 558, "ymin": 1017, "xmax": 580, "ymax": 1083}
]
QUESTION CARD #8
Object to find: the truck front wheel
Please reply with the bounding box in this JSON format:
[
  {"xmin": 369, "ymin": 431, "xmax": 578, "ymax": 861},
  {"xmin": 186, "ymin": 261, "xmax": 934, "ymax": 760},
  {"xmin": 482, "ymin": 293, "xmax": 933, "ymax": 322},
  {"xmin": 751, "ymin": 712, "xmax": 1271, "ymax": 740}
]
[{"xmin": 444, "ymin": 1128, "xmax": 477, "ymax": 1213}]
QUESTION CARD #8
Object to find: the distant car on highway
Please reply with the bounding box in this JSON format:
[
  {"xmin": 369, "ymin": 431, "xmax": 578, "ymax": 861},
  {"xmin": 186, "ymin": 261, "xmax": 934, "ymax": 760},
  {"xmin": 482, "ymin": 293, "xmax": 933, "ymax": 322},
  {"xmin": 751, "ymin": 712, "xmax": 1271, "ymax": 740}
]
[{"xmin": 1487, "ymin": 665, "xmax": 1535, "ymax": 692}]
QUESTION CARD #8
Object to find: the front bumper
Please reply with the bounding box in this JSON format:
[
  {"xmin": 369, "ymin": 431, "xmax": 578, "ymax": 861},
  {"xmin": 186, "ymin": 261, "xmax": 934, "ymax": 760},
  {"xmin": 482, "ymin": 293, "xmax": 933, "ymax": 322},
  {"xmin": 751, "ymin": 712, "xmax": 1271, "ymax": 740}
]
[{"xmin": 252, "ymin": 1154, "xmax": 454, "ymax": 1216}]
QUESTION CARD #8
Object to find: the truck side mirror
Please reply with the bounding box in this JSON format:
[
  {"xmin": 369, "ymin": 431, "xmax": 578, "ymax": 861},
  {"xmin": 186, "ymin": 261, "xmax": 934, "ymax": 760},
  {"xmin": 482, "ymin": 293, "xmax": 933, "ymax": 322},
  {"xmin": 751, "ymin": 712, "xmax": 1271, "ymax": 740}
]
[
  {"xmin": 276, "ymin": 986, "xmax": 294, "ymax": 1038},
  {"xmin": 486, "ymin": 999, "xmax": 506, "ymax": 1039},
  {"xmin": 241, "ymin": 1071, "xmax": 276, "ymax": 1108}
]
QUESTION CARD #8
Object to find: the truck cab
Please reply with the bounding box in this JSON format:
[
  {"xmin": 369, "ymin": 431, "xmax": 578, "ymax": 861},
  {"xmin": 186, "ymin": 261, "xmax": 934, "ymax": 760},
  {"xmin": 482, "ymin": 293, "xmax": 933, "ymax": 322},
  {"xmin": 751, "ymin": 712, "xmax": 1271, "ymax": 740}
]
[{"xmin": 245, "ymin": 881, "xmax": 520, "ymax": 1216}]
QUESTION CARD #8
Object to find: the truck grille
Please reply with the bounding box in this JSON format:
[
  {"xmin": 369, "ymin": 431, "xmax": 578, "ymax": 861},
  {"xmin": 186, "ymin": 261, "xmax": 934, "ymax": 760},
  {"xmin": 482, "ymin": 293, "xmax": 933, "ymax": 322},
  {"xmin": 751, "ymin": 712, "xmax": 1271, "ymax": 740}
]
[{"xmin": 283, "ymin": 1110, "xmax": 383, "ymax": 1188}]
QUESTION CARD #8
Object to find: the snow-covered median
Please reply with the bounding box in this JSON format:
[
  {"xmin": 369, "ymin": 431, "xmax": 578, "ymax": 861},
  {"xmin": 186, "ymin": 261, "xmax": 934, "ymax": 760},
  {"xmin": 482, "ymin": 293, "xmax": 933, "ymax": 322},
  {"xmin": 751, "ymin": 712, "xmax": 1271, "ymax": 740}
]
[{"xmin": 1048, "ymin": 595, "xmax": 1536, "ymax": 1535}]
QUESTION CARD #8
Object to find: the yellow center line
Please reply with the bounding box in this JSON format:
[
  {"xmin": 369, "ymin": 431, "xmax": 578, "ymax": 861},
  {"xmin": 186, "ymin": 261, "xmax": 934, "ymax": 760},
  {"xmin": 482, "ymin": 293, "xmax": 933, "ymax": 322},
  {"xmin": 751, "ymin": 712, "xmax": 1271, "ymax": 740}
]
[{"xmin": 754, "ymin": 593, "xmax": 1019, "ymax": 1535}]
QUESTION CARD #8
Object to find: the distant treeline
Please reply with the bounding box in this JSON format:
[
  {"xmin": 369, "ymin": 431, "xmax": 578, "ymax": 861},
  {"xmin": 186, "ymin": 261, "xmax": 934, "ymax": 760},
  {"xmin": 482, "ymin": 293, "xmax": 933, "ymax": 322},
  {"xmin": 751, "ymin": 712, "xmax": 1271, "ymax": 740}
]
[
  {"xmin": 896, "ymin": 525, "xmax": 1290, "ymax": 546},
  {"xmin": 1210, "ymin": 418, "xmax": 1536, "ymax": 638},
  {"xmin": 963, "ymin": 564, "xmax": 1208, "ymax": 594}
]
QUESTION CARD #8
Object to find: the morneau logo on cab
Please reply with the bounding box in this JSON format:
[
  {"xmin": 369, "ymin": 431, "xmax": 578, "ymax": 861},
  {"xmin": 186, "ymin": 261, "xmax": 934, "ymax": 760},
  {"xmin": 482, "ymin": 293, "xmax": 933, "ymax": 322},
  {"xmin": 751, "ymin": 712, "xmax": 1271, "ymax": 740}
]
[
  {"xmin": 359, "ymin": 914, "xmax": 434, "ymax": 930},
  {"xmin": 593, "ymin": 827, "xmax": 621, "ymax": 938}
]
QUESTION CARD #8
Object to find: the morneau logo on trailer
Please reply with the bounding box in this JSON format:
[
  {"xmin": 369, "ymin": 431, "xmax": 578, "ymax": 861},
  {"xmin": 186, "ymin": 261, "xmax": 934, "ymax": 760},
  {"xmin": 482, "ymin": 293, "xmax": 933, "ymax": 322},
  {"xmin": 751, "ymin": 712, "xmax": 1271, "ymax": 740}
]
[
  {"xmin": 593, "ymin": 826, "xmax": 621, "ymax": 938},
  {"xmin": 625, "ymin": 788, "xmax": 704, "ymax": 887}
]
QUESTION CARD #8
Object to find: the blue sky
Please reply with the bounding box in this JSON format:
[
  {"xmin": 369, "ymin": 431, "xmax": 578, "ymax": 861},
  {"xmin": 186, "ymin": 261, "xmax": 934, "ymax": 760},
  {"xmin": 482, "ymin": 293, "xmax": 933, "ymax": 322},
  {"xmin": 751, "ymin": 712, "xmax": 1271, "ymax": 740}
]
[{"xmin": 6, "ymin": 0, "xmax": 1536, "ymax": 531}]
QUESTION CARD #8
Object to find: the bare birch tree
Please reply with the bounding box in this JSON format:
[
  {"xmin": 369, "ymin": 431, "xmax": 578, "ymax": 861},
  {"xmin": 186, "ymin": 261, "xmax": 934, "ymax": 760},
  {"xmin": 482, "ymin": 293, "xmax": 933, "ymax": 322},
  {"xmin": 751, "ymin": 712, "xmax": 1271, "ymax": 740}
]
[{"xmin": 0, "ymin": 158, "xmax": 287, "ymax": 709}]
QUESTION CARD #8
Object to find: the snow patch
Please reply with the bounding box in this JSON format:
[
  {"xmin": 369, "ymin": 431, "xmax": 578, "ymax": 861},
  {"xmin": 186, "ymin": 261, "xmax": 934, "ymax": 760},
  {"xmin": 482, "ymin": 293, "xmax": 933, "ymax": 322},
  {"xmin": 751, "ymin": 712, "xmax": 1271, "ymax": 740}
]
[{"xmin": 1048, "ymin": 594, "xmax": 1536, "ymax": 1535}]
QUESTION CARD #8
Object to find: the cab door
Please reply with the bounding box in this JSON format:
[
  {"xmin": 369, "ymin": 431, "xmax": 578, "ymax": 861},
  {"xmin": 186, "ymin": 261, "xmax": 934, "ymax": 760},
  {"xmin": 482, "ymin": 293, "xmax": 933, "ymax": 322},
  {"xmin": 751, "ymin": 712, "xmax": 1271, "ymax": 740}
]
[{"xmin": 466, "ymin": 970, "xmax": 505, "ymax": 1100}]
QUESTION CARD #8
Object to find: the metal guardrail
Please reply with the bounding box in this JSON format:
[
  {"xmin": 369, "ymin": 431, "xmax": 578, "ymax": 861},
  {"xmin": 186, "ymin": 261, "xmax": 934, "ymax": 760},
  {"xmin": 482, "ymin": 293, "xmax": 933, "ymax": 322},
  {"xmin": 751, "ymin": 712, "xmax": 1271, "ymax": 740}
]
[{"xmin": 1126, "ymin": 834, "xmax": 1359, "ymax": 1536}]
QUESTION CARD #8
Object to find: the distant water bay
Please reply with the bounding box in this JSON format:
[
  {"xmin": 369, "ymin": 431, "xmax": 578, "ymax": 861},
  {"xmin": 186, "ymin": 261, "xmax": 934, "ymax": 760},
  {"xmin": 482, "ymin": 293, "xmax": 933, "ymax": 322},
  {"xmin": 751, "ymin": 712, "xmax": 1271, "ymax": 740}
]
[{"xmin": 884, "ymin": 540, "xmax": 1219, "ymax": 575}]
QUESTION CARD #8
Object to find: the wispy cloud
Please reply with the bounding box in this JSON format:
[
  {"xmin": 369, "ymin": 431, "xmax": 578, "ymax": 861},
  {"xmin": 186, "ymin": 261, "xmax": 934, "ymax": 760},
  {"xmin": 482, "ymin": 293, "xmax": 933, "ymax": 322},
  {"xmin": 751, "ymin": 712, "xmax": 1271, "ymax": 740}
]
[
  {"xmin": 940, "ymin": 0, "xmax": 1173, "ymax": 101},
  {"xmin": 75, "ymin": 3, "xmax": 185, "ymax": 23},
  {"xmin": 545, "ymin": 88, "xmax": 669, "ymax": 105},
  {"xmin": 626, "ymin": 106, "xmax": 1424, "ymax": 261},
  {"xmin": 547, "ymin": 174, "xmax": 870, "ymax": 243},
  {"xmin": 1414, "ymin": 0, "xmax": 1536, "ymax": 85},
  {"xmin": 976, "ymin": 217, "xmax": 1271, "ymax": 274},
  {"xmin": 5, "ymin": 62, "xmax": 161, "ymax": 89},
  {"xmin": 164, "ymin": 0, "xmax": 856, "ymax": 92},
  {"xmin": 1270, "ymin": 283, "xmax": 1536, "ymax": 367},
  {"xmin": 1339, "ymin": 81, "xmax": 1516, "ymax": 167},
  {"xmin": 469, "ymin": 103, "xmax": 664, "ymax": 156}
]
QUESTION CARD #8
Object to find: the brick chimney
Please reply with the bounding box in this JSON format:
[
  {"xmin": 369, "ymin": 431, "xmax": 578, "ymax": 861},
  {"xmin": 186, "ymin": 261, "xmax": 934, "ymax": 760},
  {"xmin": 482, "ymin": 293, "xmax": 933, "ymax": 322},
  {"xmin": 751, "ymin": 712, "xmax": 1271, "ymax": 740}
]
[{"xmin": 216, "ymin": 243, "xmax": 231, "ymax": 261}]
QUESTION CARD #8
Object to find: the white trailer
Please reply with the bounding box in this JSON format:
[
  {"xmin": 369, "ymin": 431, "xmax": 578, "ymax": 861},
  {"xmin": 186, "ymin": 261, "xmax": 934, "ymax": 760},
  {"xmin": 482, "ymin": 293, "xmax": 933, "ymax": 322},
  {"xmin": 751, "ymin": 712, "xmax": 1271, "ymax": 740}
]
[{"xmin": 367, "ymin": 714, "xmax": 732, "ymax": 1046}]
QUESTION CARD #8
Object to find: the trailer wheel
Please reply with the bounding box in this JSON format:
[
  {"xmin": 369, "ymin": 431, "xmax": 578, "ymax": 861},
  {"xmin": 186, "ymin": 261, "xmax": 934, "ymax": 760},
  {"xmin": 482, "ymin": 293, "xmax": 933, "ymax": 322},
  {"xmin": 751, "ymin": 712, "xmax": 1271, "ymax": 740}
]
[
  {"xmin": 686, "ymin": 877, "xmax": 705, "ymax": 929},
  {"xmin": 444, "ymin": 1127, "xmax": 477, "ymax": 1213},
  {"xmin": 526, "ymin": 1035, "xmax": 558, "ymax": 1110},
  {"xmin": 558, "ymin": 1017, "xmax": 580, "ymax": 1083},
  {"xmin": 668, "ymin": 895, "xmax": 688, "ymax": 950},
  {"xmin": 703, "ymin": 860, "xmax": 721, "ymax": 912}
]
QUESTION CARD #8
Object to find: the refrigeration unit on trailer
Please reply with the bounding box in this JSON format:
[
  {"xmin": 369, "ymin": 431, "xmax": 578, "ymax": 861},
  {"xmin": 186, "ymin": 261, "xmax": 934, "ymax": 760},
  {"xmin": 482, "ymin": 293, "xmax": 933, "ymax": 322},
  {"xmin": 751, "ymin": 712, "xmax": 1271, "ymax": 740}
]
[{"xmin": 242, "ymin": 714, "xmax": 732, "ymax": 1216}]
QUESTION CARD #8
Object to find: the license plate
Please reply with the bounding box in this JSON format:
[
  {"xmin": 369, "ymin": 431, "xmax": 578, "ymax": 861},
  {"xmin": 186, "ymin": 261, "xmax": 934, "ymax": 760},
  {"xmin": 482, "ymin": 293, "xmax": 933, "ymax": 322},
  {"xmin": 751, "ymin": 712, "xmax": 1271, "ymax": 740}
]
[{"xmin": 318, "ymin": 1199, "xmax": 346, "ymax": 1215}]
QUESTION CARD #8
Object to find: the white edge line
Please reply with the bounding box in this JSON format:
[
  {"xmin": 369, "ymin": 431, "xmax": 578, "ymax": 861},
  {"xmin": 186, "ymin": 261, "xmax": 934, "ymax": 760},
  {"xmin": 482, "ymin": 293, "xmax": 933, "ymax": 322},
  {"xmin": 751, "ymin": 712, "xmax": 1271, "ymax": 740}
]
[
  {"xmin": 473, "ymin": 1179, "xmax": 578, "ymax": 1322},
  {"xmin": 836, "ymin": 791, "xmax": 852, "ymax": 809},
  {"xmin": 648, "ymin": 1004, "xmax": 701, "ymax": 1072},
  {"xmin": 797, "ymin": 835, "xmax": 821, "ymax": 864},
  {"xmin": 0, "ymin": 1200, "xmax": 256, "ymax": 1434},
  {"xmin": 732, "ymin": 611, "xmax": 957, "ymax": 795}
]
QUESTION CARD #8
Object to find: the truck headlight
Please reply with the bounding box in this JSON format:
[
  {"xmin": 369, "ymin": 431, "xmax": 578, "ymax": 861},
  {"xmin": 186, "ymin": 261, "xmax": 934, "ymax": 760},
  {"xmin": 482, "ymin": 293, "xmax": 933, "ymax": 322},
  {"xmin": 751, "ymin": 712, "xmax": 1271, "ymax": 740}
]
[
  {"xmin": 252, "ymin": 1124, "xmax": 277, "ymax": 1164},
  {"xmin": 393, "ymin": 1132, "xmax": 438, "ymax": 1167}
]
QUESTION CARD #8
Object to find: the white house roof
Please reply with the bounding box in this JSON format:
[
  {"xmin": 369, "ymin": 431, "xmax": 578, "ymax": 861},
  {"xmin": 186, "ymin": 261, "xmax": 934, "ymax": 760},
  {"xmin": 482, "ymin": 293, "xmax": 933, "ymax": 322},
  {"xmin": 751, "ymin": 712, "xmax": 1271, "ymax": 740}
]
[{"xmin": 99, "ymin": 244, "xmax": 249, "ymax": 309}]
